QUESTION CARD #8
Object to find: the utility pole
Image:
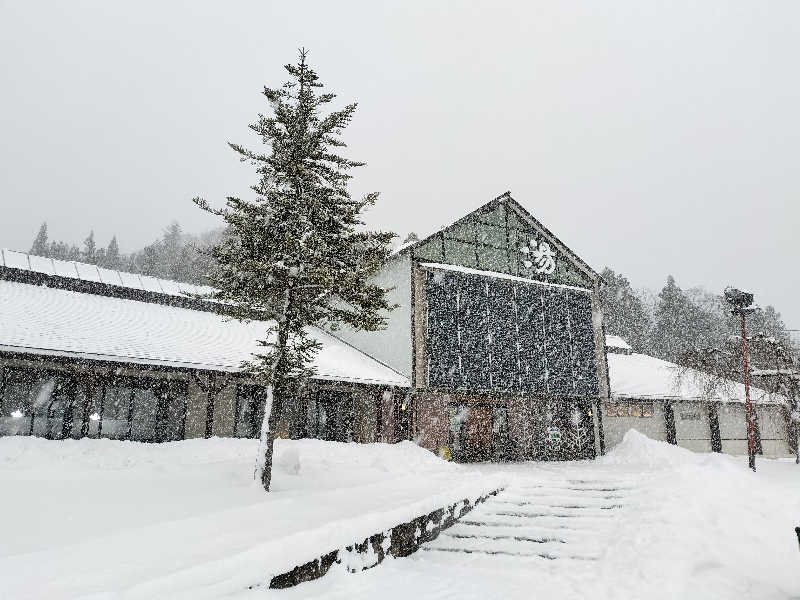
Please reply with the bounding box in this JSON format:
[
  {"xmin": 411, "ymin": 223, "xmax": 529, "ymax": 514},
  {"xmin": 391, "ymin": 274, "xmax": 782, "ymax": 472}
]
[{"xmin": 725, "ymin": 287, "xmax": 757, "ymax": 472}]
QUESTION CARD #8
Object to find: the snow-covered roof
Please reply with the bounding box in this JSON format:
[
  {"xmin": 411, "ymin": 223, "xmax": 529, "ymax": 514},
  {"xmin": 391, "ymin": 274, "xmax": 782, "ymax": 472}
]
[
  {"xmin": 604, "ymin": 335, "xmax": 632, "ymax": 352},
  {"xmin": 607, "ymin": 351, "xmax": 787, "ymax": 406},
  {"xmin": 0, "ymin": 279, "xmax": 409, "ymax": 387},
  {"xmin": 1, "ymin": 249, "xmax": 215, "ymax": 299}
]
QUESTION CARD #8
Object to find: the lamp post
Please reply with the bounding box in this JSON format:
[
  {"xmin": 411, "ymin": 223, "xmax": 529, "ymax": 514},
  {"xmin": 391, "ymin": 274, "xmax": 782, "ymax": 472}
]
[{"xmin": 724, "ymin": 287, "xmax": 757, "ymax": 472}]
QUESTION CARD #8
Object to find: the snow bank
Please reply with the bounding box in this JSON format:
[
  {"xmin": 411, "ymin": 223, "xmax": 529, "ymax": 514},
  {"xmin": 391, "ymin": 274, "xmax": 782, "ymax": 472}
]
[
  {"xmin": 600, "ymin": 429, "xmax": 704, "ymax": 468},
  {"xmin": 0, "ymin": 436, "xmax": 503, "ymax": 599},
  {"xmin": 272, "ymin": 442, "xmax": 800, "ymax": 600}
]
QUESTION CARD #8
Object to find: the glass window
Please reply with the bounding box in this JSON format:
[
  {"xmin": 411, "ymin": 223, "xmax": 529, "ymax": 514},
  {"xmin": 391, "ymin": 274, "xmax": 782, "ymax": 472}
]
[
  {"xmin": 443, "ymin": 238, "xmax": 477, "ymax": 268},
  {"xmin": 477, "ymin": 204, "xmax": 505, "ymax": 226},
  {"xmin": 307, "ymin": 390, "xmax": 352, "ymax": 442},
  {"xmin": 102, "ymin": 383, "xmax": 133, "ymax": 440},
  {"xmin": 505, "ymin": 210, "xmax": 525, "ymax": 229},
  {"xmin": 73, "ymin": 383, "xmax": 103, "ymax": 439},
  {"xmin": 446, "ymin": 221, "xmax": 475, "ymax": 242},
  {"xmin": 0, "ymin": 368, "xmax": 75, "ymax": 438},
  {"xmin": 477, "ymin": 246, "xmax": 509, "ymax": 274},
  {"xmin": 413, "ymin": 237, "xmax": 444, "ymax": 262},
  {"xmin": 162, "ymin": 381, "xmax": 187, "ymax": 441},
  {"xmin": 449, "ymin": 404, "xmax": 469, "ymax": 457},
  {"xmin": 476, "ymin": 224, "xmax": 507, "ymax": 249},
  {"xmin": 235, "ymin": 385, "xmax": 266, "ymax": 438},
  {"xmin": 130, "ymin": 386, "xmax": 160, "ymax": 442}
]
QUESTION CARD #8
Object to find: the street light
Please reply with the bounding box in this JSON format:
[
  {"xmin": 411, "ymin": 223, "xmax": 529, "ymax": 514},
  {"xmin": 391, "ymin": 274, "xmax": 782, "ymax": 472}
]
[{"xmin": 724, "ymin": 287, "xmax": 757, "ymax": 472}]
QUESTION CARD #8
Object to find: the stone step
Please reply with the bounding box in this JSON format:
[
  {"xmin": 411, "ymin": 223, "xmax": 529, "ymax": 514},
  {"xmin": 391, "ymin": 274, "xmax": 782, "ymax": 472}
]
[
  {"xmin": 502, "ymin": 491, "xmax": 627, "ymax": 503},
  {"xmin": 448, "ymin": 521, "xmax": 590, "ymax": 544},
  {"xmin": 514, "ymin": 484, "xmax": 631, "ymax": 494},
  {"xmin": 440, "ymin": 530, "xmax": 568, "ymax": 545},
  {"xmin": 422, "ymin": 535, "xmax": 600, "ymax": 561},
  {"xmin": 491, "ymin": 498, "xmax": 624, "ymax": 511},
  {"xmin": 476, "ymin": 506, "xmax": 619, "ymax": 521}
]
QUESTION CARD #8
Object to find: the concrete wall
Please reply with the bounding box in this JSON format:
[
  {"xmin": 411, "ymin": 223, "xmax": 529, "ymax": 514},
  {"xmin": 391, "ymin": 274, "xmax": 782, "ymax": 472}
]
[
  {"xmin": 602, "ymin": 399, "xmax": 793, "ymax": 459},
  {"xmin": 756, "ymin": 405, "xmax": 791, "ymax": 458},
  {"xmin": 673, "ymin": 401, "xmax": 711, "ymax": 453},
  {"xmin": 601, "ymin": 402, "xmax": 667, "ymax": 450},
  {"xmin": 332, "ymin": 255, "xmax": 412, "ymax": 378}
]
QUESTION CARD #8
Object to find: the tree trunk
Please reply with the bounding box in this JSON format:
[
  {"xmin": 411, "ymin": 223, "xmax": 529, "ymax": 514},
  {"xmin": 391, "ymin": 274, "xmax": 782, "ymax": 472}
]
[
  {"xmin": 255, "ymin": 385, "xmax": 277, "ymax": 490},
  {"xmin": 255, "ymin": 290, "xmax": 292, "ymax": 491}
]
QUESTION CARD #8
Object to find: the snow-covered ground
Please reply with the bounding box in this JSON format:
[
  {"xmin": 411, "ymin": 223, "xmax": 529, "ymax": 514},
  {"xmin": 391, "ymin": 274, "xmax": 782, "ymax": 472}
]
[
  {"xmin": 0, "ymin": 437, "xmax": 502, "ymax": 599},
  {"xmin": 1, "ymin": 433, "xmax": 799, "ymax": 600},
  {"xmin": 248, "ymin": 432, "xmax": 800, "ymax": 600}
]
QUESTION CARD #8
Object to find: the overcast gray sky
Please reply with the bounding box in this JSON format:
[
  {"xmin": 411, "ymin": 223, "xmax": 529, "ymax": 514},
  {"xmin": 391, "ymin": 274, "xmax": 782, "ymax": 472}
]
[{"xmin": 1, "ymin": 1, "xmax": 798, "ymax": 327}]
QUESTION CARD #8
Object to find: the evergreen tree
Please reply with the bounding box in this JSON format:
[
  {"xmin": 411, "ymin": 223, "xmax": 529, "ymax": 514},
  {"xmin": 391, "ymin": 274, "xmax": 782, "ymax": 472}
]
[
  {"xmin": 651, "ymin": 276, "xmax": 692, "ymax": 362},
  {"xmin": 95, "ymin": 248, "xmax": 107, "ymax": 267},
  {"xmin": 599, "ymin": 267, "xmax": 652, "ymax": 353},
  {"xmin": 30, "ymin": 222, "xmax": 49, "ymax": 256},
  {"xmin": 194, "ymin": 49, "xmax": 395, "ymax": 491},
  {"xmin": 106, "ymin": 236, "xmax": 121, "ymax": 270},
  {"xmin": 83, "ymin": 231, "xmax": 97, "ymax": 263}
]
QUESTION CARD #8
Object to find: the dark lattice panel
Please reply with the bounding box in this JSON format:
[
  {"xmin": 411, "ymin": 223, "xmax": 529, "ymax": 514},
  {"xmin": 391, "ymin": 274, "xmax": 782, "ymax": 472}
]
[
  {"xmin": 544, "ymin": 288, "xmax": 573, "ymax": 394},
  {"xmin": 567, "ymin": 291, "xmax": 599, "ymax": 397},
  {"xmin": 425, "ymin": 270, "xmax": 599, "ymax": 397},
  {"xmin": 488, "ymin": 279, "xmax": 518, "ymax": 390},
  {"xmin": 515, "ymin": 283, "xmax": 548, "ymax": 394},
  {"xmin": 426, "ymin": 271, "xmax": 462, "ymax": 389},
  {"xmin": 458, "ymin": 276, "xmax": 490, "ymax": 390}
]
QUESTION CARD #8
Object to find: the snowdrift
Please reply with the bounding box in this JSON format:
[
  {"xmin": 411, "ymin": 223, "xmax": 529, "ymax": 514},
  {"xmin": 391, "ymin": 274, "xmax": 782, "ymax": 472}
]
[
  {"xmin": 0, "ymin": 436, "xmax": 502, "ymax": 599},
  {"xmin": 600, "ymin": 428, "xmax": 703, "ymax": 467}
]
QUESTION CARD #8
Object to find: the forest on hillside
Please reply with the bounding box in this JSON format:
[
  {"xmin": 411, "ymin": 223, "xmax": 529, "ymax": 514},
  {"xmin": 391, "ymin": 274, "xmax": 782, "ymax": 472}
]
[{"xmin": 27, "ymin": 221, "xmax": 222, "ymax": 286}]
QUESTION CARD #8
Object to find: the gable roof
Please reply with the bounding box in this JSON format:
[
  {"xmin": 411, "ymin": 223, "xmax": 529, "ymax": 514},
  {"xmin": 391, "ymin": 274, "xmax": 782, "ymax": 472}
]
[{"xmin": 392, "ymin": 191, "xmax": 600, "ymax": 281}]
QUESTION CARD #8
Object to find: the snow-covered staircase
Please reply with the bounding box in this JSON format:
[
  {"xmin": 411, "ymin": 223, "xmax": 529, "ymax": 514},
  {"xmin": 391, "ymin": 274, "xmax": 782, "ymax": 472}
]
[{"xmin": 421, "ymin": 475, "xmax": 632, "ymax": 562}]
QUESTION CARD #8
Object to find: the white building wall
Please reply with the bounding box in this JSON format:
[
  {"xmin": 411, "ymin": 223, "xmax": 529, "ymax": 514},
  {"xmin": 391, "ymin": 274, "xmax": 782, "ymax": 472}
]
[
  {"xmin": 601, "ymin": 402, "xmax": 667, "ymax": 450},
  {"xmin": 756, "ymin": 405, "xmax": 791, "ymax": 458},
  {"xmin": 673, "ymin": 401, "xmax": 711, "ymax": 453},
  {"xmin": 332, "ymin": 255, "xmax": 413, "ymax": 378}
]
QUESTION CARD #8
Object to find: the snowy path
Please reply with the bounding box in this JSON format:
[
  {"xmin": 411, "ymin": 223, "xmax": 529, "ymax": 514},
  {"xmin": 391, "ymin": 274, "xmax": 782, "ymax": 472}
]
[
  {"xmin": 261, "ymin": 463, "xmax": 642, "ymax": 600},
  {"xmin": 421, "ymin": 472, "xmax": 632, "ymax": 562},
  {"xmin": 255, "ymin": 439, "xmax": 800, "ymax": 600}
]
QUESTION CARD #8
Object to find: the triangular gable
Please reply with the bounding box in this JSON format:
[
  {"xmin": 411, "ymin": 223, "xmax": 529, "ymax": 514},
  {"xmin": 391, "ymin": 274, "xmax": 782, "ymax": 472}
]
[{"xmin": 402, "ymin": 192, "xmax": 598, "ymax": 289}]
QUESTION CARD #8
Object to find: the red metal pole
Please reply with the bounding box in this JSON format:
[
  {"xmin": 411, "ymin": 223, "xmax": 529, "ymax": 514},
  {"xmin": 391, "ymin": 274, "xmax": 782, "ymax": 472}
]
[{"xmin": 740, "ymin": 311, "xmax": 756, "ymax": 471}]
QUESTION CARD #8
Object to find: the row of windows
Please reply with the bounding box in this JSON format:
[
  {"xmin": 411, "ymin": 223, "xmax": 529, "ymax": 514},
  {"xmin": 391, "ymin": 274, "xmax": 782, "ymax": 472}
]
[
  {"xmin": 0, "ymin": 366, "xmax": 187, "ymax": 442},
  {"xmin": 233, "ymin": 386, "xmax": 356, "ymax": 442}
]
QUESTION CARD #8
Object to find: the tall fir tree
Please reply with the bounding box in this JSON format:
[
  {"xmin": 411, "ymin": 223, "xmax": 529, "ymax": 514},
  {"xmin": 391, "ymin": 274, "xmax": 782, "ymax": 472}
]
[
  {"xmin": 83, "ymin": 230, "xmax": 97, "ymax": 263},
  {"xmin": 195, "ymin": 49, "xmax": 395, "ymax": 491},
  {"xmin": 30, "ymin": 222, "xmax": 49, "ymax": 256},
  {"xmin": 106, "ymin": 236, "xmax": 121, "ymax": 270}
]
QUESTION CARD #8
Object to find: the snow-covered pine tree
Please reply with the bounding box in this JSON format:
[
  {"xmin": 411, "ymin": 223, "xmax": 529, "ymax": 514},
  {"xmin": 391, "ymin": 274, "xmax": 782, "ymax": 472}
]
[
  {"xmin": 30, "ymin": 222, "xmax": 49, "ymax": 256},
  {"xmin": 194, "ymin": 49, "xmax": 395, "ymax": 491},
  {"xmin": 83, "ymin": 230, "xmax": 97, "ymax": 263},
  {"xmin": 106, "ymin": 236, "xmax": 121, "ymax": 270}
]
